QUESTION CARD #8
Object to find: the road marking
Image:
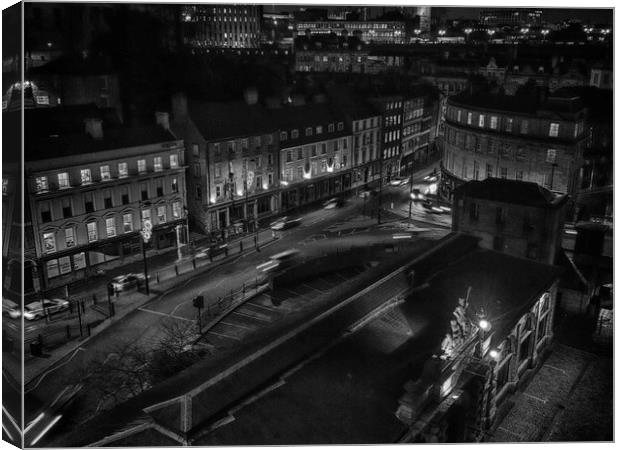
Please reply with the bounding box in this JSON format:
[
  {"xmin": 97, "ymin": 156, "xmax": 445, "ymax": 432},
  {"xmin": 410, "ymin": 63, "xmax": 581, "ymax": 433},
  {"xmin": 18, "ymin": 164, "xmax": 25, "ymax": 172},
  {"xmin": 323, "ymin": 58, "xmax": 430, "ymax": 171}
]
[
  {"xmin": 244, "ymin": 302, "xmax": 276, "ymax": 312},
  {"xmin": 137, "ymin": 307, "xmax": 194, "ymax": 322},
  {"xmin": 302, "ymin": 283, "xmax": 325, "ymax": 294},
  {"xmin": 230, "ymin": 310, "xmax": 271, "ymax": 322},
  {"xmin": 220, "ymin": 321, "xmax": 253, "ymax": 330},
  {"xmin": 207, "ymin": 330, "xmax": 241, "ymax": 341},
  {"xmin": 25, "ymin": 347, "xmax": 85, "ymax": 393},
  {"xmin": 2, "ymin": 422, "xmax": 15, "ymax": 442}
]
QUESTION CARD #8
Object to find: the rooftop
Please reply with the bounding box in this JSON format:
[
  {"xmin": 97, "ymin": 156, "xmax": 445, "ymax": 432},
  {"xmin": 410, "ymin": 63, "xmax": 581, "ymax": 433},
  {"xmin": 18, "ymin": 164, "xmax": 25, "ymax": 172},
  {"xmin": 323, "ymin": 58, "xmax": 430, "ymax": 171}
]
[
  {"xmin": 455, "ymin": 178, "xmax": 568, "ymax": 208},
  {"xmin": 448, "ymin": 92, "xmax": 585, "ymax": 115}
]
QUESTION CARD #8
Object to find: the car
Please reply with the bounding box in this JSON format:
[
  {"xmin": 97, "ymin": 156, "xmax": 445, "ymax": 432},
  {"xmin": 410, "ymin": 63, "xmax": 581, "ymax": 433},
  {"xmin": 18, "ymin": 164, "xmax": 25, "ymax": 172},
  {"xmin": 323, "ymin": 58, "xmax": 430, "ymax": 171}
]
[
  {"xmin": 389, "ymin": 177, "xmax": 408, "ymax": 187},
  {"xmin": 358, "ymin": 190, "xmax": 372, "ymax": 198},
  {"xmin": 323, "ymin": 197, "xmax": 345, "ymax": 209},
  {"xmin": 2, "ymin": 298, "xmax": 21, "ymax": 319},
  {"xmin": 256, "ymin": 249, "xmax": 301, "ymax": 273},
  {"xmin": 422, "ymin": 201, "xmax": 444, "ymax": 214},
  {"xmin": 23, "ymin": 298, "xmax": 70, "ymax": 321},
  {"xmin": 110, "ymin": 274, "xmax": 142, "ymax": 292},
  {"xmin": 423, "ymin": 172, "xmax": 439, "ymax": 183},
  {"xmin": 270, "ymin": 217, "xmax": 302, "ymax": 231},
  {"xmin": 410, "ymin": 189, "xmax": 425, "ymax": 202}
]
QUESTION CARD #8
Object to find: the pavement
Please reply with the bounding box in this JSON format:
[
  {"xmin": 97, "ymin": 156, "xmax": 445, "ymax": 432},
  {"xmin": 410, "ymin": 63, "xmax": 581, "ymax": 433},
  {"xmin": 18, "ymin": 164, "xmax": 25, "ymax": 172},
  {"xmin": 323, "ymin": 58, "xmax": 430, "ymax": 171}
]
[
  {"xmin": 487, "ymin": 310, "xmax": 613, "ymax": 442},
  {"xmin": 12, "ymin": 228, "xmax": 278, "ymax": 386}
]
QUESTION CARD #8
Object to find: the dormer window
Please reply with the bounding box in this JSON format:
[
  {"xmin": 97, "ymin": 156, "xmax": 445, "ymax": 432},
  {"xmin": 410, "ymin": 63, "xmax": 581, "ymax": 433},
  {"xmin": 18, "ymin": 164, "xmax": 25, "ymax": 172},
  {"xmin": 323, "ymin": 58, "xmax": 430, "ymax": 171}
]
[
  {"xmin": 328, "ymin": 123, "xmax": 335, "ymax": 132},
  {"xmin": 305, "ymin": 127, "xmax": 313, "ymax": 136},
  {"xmin": 291, "ymin": 129, "xmax": 299, "ymax": 139},
  {"xmin": 337, "ymin": 122, "xmax": 344, "ymax": 131},
  {"xmin": 280, "ymin": 131, "xmax": 288, "ymax": 141},
  {"xmin": 316, "ymin": 126, "xmax": 323, "ymax": 134}
]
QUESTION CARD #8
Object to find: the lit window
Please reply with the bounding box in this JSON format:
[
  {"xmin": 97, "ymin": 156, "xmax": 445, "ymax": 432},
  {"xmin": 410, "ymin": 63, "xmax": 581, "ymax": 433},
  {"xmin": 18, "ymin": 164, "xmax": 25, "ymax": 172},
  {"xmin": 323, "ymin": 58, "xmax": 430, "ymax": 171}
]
[
  {"xmin": 170, "ymin": 154, "xmax": 179, "ymax": 168},
  {"xmin": 100, "ymin": 165, "xmax": 111, "ymax": 181},
  {"xmin": 456, "ymin": 109, "xmax": 462, "ymax": 122},
  {"xmin": 80, "ymin": 169, "xmax": 92, "ymax": 184},
  {"xmin": 123, "ymin": 213, "xmax": 133, "ymax": 232},
  {"xmin": 192, "ymin": 144, "xmax": 199, "ymax": 157},
  {"xmin": 172, "ymin": 201, "xmax": 182, "ymax": 218},
  {"xmin": 142, "ymin": 209, "xmax": 151, "ymax": 222},
  {"xmin": 118, "ymin": 162, "xmax": 128, "ymax": 178},
  {"xmin": 138, "ymin": 159, "xmax": 147, "ymax": 174},
  {"xmin": 87, "ymin": 222, "xmax": 98, "ymax": 242},
  {"xmin": 157, "ymin": 206, "xmax": 166, "ymax": 223},
  {"xmin": 478, "ymin": 114, "xmax": 485, "ymax": 128},
  {"xmin": 506, "ymin": 118, "xmax": 513, "ymax": 132},
  {"xmin": 467, "ymin": 112, "xmax": 472, "ymax": 125},
  {"xmin": 280, "ymin": 131, "xmax": 288, "ymax": 141},
  {"xmin": 65, "ymin": 228, "xmax": 75, "ymax": 248},
  {"xmin": 549, "ymin": 122, "xmax": 559, "ymax": 137},
  {"xmin": 154, "ymin": 157, "xmax": 163, "ymax": 172},
  {"xmin": 171, "ymin": 177, "xmax": 178, "ymax": 193},
  {"xmin": 106, "ymin": 217, "xmax": 116, "ymax": 237},
  {"xmin": 43, "ymin": 232, "xmax": 56, "ymax": 253},
  {"xmin": 58, "ymin": 172, "xmax": 70, "ymax": 188},
  {"xmin": 490, "ymin": 116, "xmax": 498, "ymax": 129},
  {"xmin": 35, "ymin": 176, "xmax": 48, "ymax": 192}
]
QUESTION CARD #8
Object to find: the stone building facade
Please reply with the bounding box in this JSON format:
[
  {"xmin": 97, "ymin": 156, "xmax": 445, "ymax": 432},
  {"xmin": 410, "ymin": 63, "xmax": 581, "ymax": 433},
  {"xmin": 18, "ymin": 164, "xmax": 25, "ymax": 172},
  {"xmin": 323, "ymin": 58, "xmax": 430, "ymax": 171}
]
[
  {"xmin": 440, "ymin": 92, "xmax": 588, "ymax": 201},
  {"xmin": 25, "ymin": 113, "xmax": 187, "ymax": 291}
]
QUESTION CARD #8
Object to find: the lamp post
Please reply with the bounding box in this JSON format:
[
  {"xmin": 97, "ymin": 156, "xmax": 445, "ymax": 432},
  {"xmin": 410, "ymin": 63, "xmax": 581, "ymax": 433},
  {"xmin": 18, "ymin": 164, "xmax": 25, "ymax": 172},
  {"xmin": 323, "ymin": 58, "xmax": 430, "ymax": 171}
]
[
  {"xmin": 139, "ymin": 200, "xmax": 152, "ymax": 296},
  {"xmin": 541, "ymin": 29, "xmax": 549, "ymax": 41},
  {"xmin": 464, "ymin": 28, "xmax": 472, "ymax": 41}
]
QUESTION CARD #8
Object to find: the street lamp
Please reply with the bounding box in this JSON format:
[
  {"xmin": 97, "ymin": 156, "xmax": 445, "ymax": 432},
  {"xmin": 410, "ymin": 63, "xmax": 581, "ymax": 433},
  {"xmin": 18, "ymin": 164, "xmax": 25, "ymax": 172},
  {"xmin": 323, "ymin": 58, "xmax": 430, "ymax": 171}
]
[
  {"xmin": 464, "ymin": 28, "xmax": 472, "ymax": 41},
  {"xmin": 541, "ymin": 29, "xmax": 549, "ymax": 41},
  {"xmin": 139, "ymin": 211, "xmax": 152, "ymax": 296},
  {"xmin": 487, "ymin": 29, "xmax": 496, "ymax": 38},
  {"xmin": 438, "ymin": 29, "xmax": 446, "ymax": 37}
]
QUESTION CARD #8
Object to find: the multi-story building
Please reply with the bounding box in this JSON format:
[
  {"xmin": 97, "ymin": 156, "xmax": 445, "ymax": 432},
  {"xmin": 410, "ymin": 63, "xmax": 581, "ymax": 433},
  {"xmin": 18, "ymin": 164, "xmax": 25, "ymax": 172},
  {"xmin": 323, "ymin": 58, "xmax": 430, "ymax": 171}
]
[
  {"xmin": 24, "ymin": 111, "xmax": 187, "ymax": 291},
  {"xmin": 182, "ymin": 4, "xmax": 262, "ymax": 49},
  {"xmin": 401, "ymin": 92, "xmax": 437, "ymax": 173},
  {"xmin": 452, "ymin": 178, "xmax": 568, "ymax": 265},
  {"xmin": 368, "ymin": 96, "xmax": 402, "ymax": 180},
  {"xmin": 479, "ymin": 8, "xmax": 543, "ymax": 28},
  {"xmin": 171, "ymin": 91, "xmax": 280, "ymax": 237},
  {"xmin": 328, "ymin": 88, "xmax": 382, "ymax": 191},
  {"xmin": 294, "ymin": 45, "xmax": 404, "ymax": 74},
  {"xmin": 440, "ymin": 92, "xmax": 588, "ymax": 201},
  {"xmin": 274, "ymin": 103, "xmax": 353, "ymax": 211},
  {"xmin": 296, "ymin": 20, "xmax": 406, "ymax": 44}
]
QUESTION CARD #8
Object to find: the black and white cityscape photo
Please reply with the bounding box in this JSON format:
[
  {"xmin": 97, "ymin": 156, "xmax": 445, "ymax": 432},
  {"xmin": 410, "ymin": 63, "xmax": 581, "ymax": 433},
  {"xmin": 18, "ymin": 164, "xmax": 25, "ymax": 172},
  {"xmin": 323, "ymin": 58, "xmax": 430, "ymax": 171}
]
[{"xmin": 1, "ymin": 1, "xmax": 614, "ymax": 447}]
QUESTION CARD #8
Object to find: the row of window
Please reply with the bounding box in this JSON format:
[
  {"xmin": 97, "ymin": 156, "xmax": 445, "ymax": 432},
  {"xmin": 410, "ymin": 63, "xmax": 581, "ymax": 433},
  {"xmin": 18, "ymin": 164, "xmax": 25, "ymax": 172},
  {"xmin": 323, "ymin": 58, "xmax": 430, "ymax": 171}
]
[
  {"xmin": 354, "ymin": 118, "xmax": 379, "ymax": 132},
  {"xmin": 281, "ymin": 155, "xmax": 349, "ymax": 182},
  {"xmin": 213, "ymin": 173, "xmax": 275, "ymax": 199},
  {"xmin": 280, "ymin": 122, "xmax": 344, "ymax": 141},
  {"xmin": 298, "ymin": 22, "xmax": 400, "ymax": 30},
  {"xmin": 384, "ymin": 129, "xmax": 401, "ymax": 143},
  {"xmin": 450, "ymin": 107, "xmax": 583, "ymax": 139},
  {"xmin": 384, "ymin": 114, "xmax": 401, "ymax": 127},
  {"xmin": 354, "ymin": 132, "xmax": 379, "ymax": 149},
  {"xmin": 34, "ymin": 155, "xmax": 179, "ymax": 193},
  {"xmin": 446, "ymin": 128, "xmax": 560, "ymax": 163},
  {"xmin": 41, "ymin": 202, "xmax": 183, "ymax": 254},
  {"xmin": 383, "ymin": 146, "xmax": 399, "ymax": 159},
  {"xmin": 284, "ymin": 140, "xmax": 347, "ymax": 163},
  {"xmin": 39, "ymin": 178, "xmax": 179, "ymax": 223}
]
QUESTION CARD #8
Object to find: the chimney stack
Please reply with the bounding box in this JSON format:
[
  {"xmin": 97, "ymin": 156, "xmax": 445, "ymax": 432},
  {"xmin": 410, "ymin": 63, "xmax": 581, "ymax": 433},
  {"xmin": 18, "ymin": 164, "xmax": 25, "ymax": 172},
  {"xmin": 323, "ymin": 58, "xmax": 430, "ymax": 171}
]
[
  {"xmin": 243, "ymin": 87, "xmax": 259, "ymax": 105},
  {"xmin": 84, "ymin": 118, "xmax": 103, "ymax": 139},
  {"xmin": 156, "ymin": 111, "xmax": 170, "ymax": 131},
  {"xmin": 172, "ymin": 92, "xmax": 188, "ymax": 122}
]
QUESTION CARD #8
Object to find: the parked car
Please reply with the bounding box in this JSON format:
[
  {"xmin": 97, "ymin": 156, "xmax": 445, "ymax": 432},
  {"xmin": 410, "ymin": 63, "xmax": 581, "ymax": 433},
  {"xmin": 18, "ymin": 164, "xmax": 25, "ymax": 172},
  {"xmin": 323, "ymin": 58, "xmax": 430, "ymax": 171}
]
[
  {"xmin": 323, "ymin": 197, "xmax": 345, "ymax": 209},
  {"xmin": 2, "ymin": 298, "xmax": 21, "ymax": 319},
  {"xmin": 422, "ymin": 201, "xmax": 444, "ymax": 214},
  {"xmin": 23, "ymin": 298, "xmax": 69, "ymax": 321},
  {"xmin": 270, "ymin": 217, "xmax": 302, "ymax": 231},
  {"xmin": 110, "ymin": 274, "xmax": 142, "ymax": 292}
]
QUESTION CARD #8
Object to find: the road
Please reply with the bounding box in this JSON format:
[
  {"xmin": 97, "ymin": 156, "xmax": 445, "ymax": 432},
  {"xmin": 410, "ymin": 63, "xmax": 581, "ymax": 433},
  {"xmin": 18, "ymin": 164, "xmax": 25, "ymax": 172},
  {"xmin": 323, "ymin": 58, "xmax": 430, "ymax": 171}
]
[{"xmin": 19, "ymin": 181, "xmax": 452, "ymax": 445}]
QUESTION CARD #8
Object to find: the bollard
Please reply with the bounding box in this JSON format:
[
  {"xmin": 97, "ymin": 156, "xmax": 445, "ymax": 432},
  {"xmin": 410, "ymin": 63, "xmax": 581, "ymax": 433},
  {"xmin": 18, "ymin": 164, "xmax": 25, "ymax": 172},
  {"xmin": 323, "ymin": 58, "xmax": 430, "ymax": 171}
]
[
  {"xmin": 175, "ymin": 265, "xmax": 179, "ymax": 276},
  {"xmin": 192, "ymin": 258, "xmax": 196, "ymax": 270},
  {"xmin": 69, "ymin": 301, "xmax": 74, "ymax": 314},
  {"xmin": 240, "ymin": 241, "xmax": 243, "ymax": 252},
  {"xmin": 87, "ymin": 323, "xmax": 91, "ymax": 336},
  {"xmin": 110, "ymin": 303, "xmax": 115, "ymax": 316},
  {"xmin": 93, "ymin": 293, "xmax": 97, "ymax": 305},
  {"xmin": 81, "ymin": 300, "xmax": 86, "ymax": 313},
  {"xmin": 242, "ymin": 283, "xmax": 245, "ymax": 294},
  {"xmin": 66, "ymin": 325, "xmax": 71, "ymax": 339},
  {"xmin": 156, "ymin": 273, "xmax": 160, "ymax": 283}
]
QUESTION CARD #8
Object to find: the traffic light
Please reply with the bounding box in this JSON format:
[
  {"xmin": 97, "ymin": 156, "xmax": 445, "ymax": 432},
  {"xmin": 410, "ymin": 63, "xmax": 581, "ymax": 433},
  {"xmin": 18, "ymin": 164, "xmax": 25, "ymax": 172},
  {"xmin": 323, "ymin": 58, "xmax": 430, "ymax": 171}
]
[{"xmin": 193, "ymin": 295, "xmax": 204, "ymax": 309}]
